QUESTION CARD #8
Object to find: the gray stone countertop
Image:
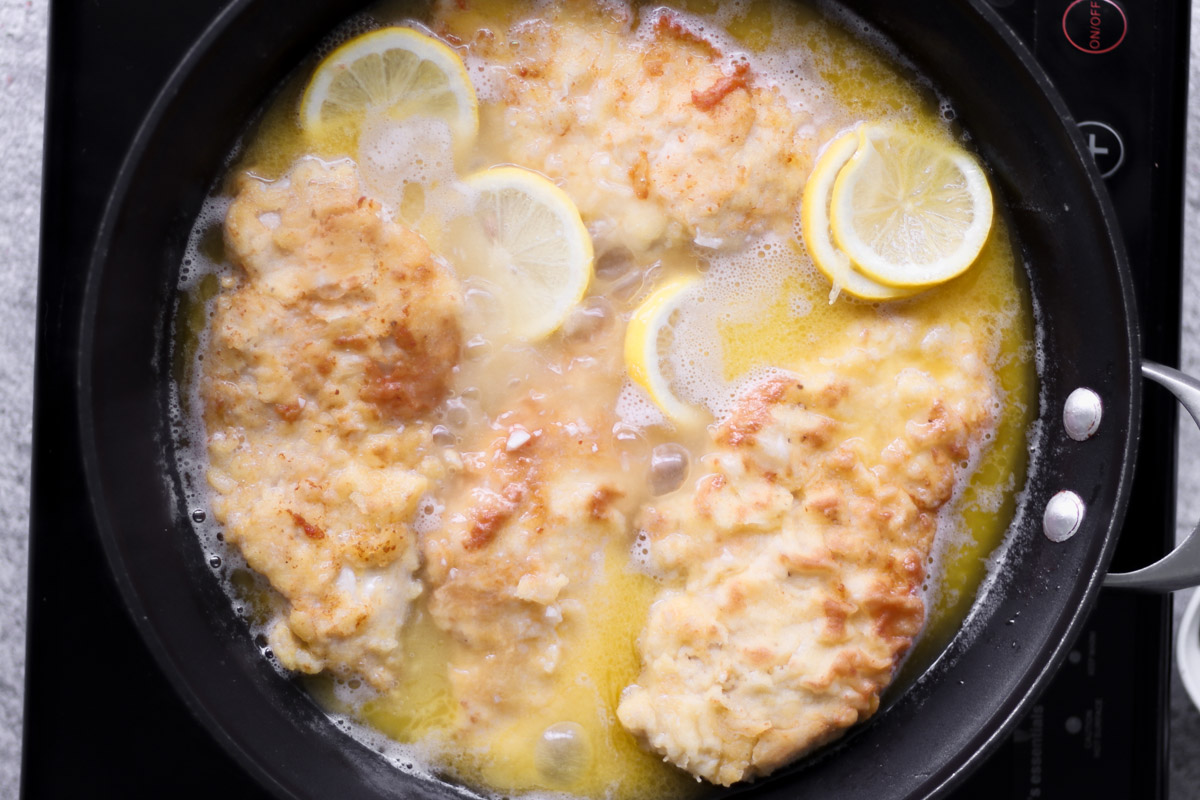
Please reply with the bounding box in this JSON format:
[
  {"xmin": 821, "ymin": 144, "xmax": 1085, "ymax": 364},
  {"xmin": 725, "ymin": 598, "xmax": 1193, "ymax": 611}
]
[
  {"xmin": 1170, "ymin": 4, "xmax": 1200, "ymax": 792},
  {"xmin": 2, "ymin": 1, "xmax": 1200, "ymax": 797}
]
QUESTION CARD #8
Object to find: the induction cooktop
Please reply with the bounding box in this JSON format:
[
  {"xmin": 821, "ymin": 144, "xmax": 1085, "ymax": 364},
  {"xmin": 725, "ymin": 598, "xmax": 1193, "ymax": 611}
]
[{"xmin": 22, "ymin": 0, "xmax": 1190, "ymax": 797}]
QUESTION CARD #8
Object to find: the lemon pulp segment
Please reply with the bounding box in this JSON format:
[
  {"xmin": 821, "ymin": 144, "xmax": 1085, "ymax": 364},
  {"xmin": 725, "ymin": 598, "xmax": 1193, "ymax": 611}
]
[
  {"xmin": 829, "ymin": 126, "xmax": 993, "ymax": 287},
  {"xmin": 624, "ymin": 276, "xmax": 706, "ymax": 426},
  {"xmin": 460, "ymin": 166, "xmax": 594, "ymax": 341},
  {"xmin": 300, "ymin": 27, "xmax": 479, "ymax": 151}
]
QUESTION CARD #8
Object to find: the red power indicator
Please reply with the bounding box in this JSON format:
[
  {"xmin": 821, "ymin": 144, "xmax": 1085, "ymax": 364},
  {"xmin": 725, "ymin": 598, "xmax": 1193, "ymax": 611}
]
[{"xmin": 1062, "ymin": 0, "xmax": 1128, "ymax": 54}]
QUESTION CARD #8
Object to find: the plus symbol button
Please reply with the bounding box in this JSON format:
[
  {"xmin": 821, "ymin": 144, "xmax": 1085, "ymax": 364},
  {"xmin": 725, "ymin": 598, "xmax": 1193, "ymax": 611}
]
[{"xmin": 1076, "ymin": 121, "xmax": 1125, "ymax": 179}]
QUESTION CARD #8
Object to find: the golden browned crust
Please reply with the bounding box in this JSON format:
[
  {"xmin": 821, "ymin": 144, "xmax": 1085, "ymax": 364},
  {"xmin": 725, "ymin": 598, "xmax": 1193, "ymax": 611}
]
[
  {"xmin": 203, "ymin": 159, "xmax": 463, "ymax": 688},
  {"xmin": 421, "ymin": 396, "xmax": 638, "ymax": 733},
  {"xmin": 446, "ymin": 2, "xmax": 812, "ymax": 252},
  {"xmin": 618, "ymin": 322, "xmax": 996, "ymax": 786}
]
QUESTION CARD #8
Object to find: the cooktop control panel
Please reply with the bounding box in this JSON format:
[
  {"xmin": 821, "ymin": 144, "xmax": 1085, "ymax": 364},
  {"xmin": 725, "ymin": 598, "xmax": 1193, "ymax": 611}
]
[{"xmin": 951, "ymin": 1, "xmax": 1190, "ymax": 798}]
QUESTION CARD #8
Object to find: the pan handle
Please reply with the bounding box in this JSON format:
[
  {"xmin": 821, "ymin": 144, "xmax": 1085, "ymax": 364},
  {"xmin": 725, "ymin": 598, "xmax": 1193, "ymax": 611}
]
[{"xmin": 1105, "ymin": 361, "xmax": 1200, "ymax": 591}]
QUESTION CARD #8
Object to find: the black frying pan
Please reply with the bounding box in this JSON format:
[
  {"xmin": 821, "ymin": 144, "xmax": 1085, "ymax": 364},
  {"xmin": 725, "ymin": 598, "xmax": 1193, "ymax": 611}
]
[{"xmin": 76, "ymin": 0, "xmax": 1193, "ymax": 797}]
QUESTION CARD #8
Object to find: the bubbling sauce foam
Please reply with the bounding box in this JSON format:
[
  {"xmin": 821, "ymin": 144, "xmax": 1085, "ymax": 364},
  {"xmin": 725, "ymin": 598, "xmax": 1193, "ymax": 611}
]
[{"xmin": 357, "ymin": 116, "xmax": 457, "ymax": 214}]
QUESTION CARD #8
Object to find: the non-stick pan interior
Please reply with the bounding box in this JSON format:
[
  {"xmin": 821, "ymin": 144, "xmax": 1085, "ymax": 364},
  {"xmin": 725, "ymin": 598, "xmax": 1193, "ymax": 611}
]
[{"xmin": 78, "ymin": 1, "xmax": 1139, "ymax": 798}]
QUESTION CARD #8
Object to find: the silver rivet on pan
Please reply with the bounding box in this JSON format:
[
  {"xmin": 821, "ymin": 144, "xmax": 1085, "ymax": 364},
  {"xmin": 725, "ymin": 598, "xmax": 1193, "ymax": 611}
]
[
  {"xmin": 1063, "ymin": 388, "xmax": 1102, "ymax": 441},
  {"xmin": 1043, "ymin": 491, "xmax": 1085, "ymax": 542}
]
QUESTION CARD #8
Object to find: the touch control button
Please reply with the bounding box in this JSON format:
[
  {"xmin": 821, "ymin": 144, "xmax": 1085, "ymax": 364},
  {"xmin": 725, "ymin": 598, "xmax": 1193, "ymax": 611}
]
[
  {"xmin": 1062, "ymin": 0, "xmax": 1128, "ymax": 54},
  {"xmin": 1077, "ymin": 121, "xmax": 1125, "ymax": 178}
]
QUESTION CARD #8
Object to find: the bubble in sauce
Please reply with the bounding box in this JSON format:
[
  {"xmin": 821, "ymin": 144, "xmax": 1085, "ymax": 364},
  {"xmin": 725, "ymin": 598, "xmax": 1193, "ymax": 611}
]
[
  {"xmin": 616, "ymin": 379, "xmax": 668, "ymax": 430},
  {"xmin": 562, "ymin": 296, "xmax": 615, "ymax": 342},
  {"xmin": 412, "ymin": 493, "xmax": 444, "ymax": 535},
  {"xmin": 533, "ymin": 721, "xmax": 592, "ymax": 786},
  {"xmin": 357, "ymin": 116, "xmax": 455, "ymax": 211},
  {"xmin": 461, "ymin": 280, "xmax": 509, "ymax": 340},
  {"xmin": 631, "ymin": 529, "xmax": 654, "ymax": 571},
  {"xmin": 461, "ymin": 53, "xmax": 506, "ymax": 103},
  {"xmin": 594, "ymin": 246, "xmax": 636, "ymax": 281},
  {"xmin": 649, "ymin": 443, "xmax": 690, "ymax": 496},
  {"xmin": 431, "ymin": 424, "xmax": 456, "ymax": 446},
  {"xmin": 444, "ymin": 398, "xmax": 471, "ymax": 429},
  {"xmin": 463, "ymin": 334, "xmax": 491, "ymax": 360}
]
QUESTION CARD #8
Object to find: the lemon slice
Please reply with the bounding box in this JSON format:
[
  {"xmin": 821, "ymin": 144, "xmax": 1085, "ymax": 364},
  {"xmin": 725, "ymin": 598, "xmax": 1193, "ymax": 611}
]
[
  {"xmin": 800, "ymin": 129, "xmax": 915, "ymax": 302},
  {"xmin": 829, "ymin": 125, "xmax": 993, "ymax": 287},
  {"xmin": 300, "ymin": 27, "xmax": 479, "ymax": 151},
  {"xmin": 459, "ymin": 166, "xmax": 594, "ymax": 341},
  {"xmin": 624, "ymin": 277, "xmax": 706, "ymax": 426}
]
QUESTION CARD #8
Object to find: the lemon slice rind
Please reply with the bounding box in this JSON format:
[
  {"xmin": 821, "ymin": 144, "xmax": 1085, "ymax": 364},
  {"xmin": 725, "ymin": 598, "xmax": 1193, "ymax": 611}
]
[
  {"xmin": 624, "ymin": 277, "xmax": 706, "ymax": 427},
  {"xmin": 300, "ymin": 27, "xmax": 479, "ymax": 148},
  {"xmin": 800, "ymin": 129, "xmax": 916, "ymax": 302},
  {"xmin": 462, "ymin": 166, "xmax": 593, "ymax": 342},
  {"xmin": 829, "ymin": 126, "xmax": 993, "ymax": 288}
]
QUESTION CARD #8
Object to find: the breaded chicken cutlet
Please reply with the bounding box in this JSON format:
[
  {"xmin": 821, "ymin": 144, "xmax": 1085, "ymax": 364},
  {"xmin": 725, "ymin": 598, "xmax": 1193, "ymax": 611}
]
[
  {"xmin": 203, "ymin": 159, "xmax": 462, "ymax": 689},
  {"xmin": 618, "ymin": 321, "xmax": 996, "ymax": 785},
  {"xmin": 423, "ymin": 396, "xmax": 639, "ymax": 735},
  {"xmin": 441, "ymin": 2, "xmax": 812, "ymax": 252}
]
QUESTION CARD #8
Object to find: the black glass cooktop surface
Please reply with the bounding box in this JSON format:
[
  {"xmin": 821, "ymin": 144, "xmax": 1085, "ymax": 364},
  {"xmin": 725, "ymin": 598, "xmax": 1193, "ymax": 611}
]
[{"xmin": 23, "ymin": 0, "xmax": 1189, "ymax": 797}]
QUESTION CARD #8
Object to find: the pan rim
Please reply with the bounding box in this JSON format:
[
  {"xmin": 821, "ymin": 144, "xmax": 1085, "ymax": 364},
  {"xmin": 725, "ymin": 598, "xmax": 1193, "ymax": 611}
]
[{"xmin": 75, "ymin": 0, "xmax": 1143, "ymax": 797}]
